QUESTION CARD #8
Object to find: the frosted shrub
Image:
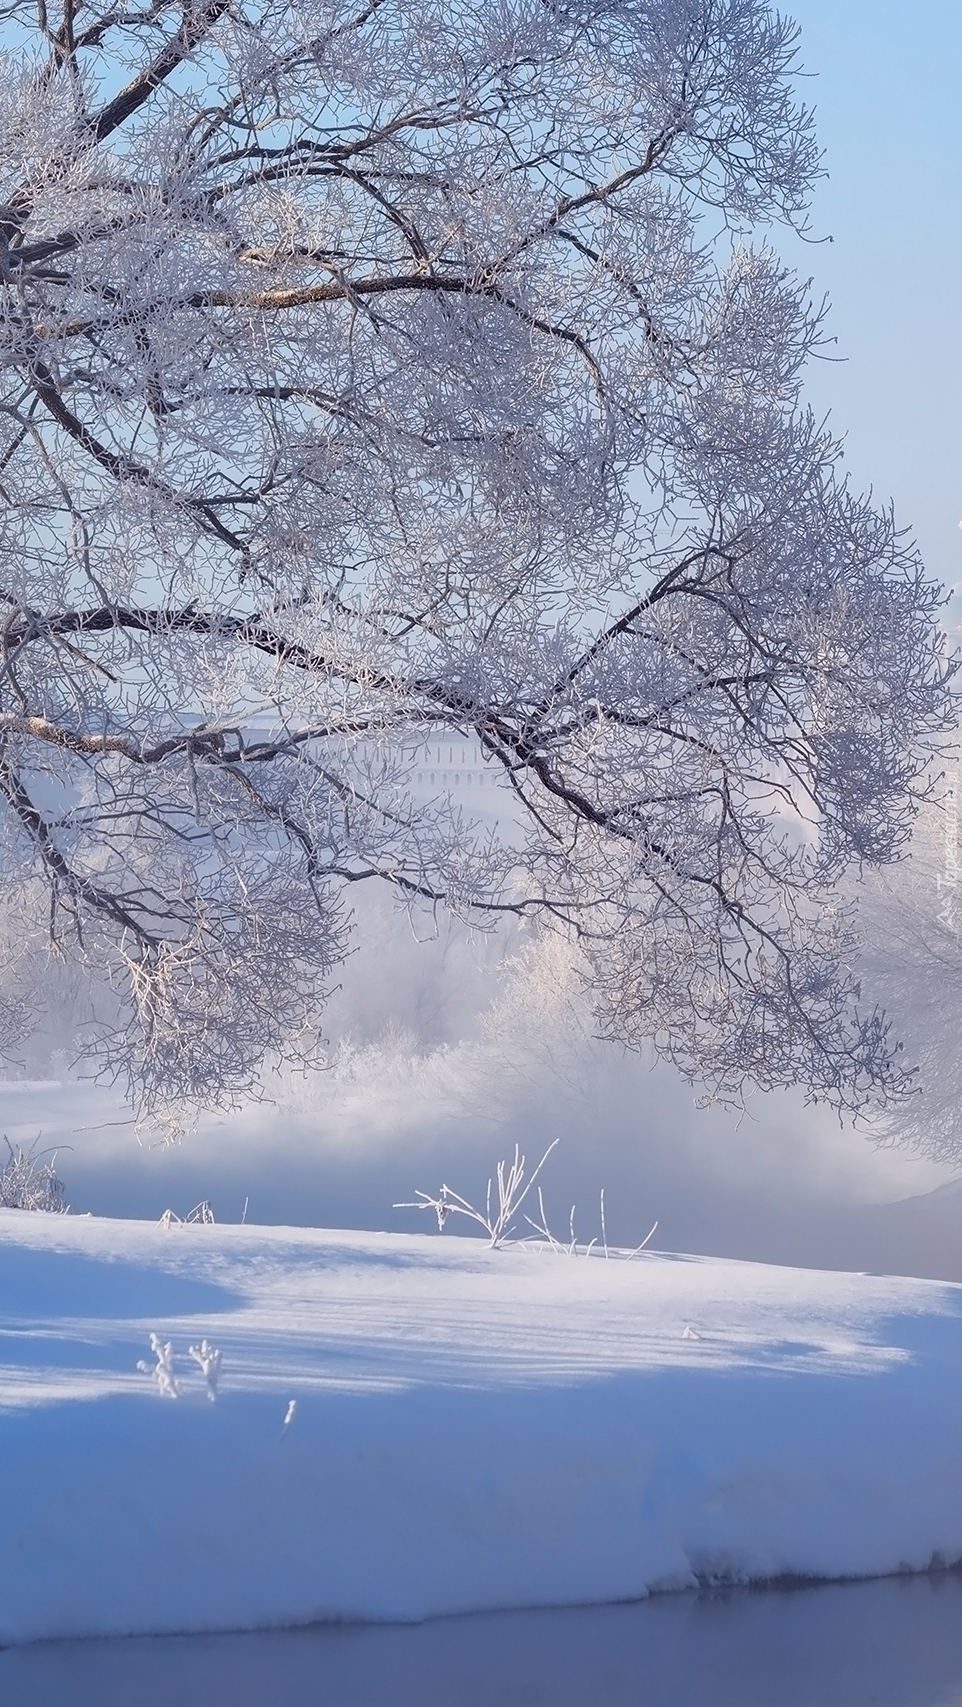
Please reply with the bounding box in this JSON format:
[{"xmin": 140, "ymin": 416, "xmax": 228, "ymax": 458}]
[
  {"xmin": 0, "ymin": 1137, "xmax": 66, "ymax": 1212},
  {"xmin": 138, "ymin": 1334, "xmax": 223, "ymax": 1400}
]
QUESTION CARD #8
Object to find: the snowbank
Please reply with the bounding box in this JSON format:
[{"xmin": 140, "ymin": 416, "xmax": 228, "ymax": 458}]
[{"xmin": 2, "ymin": 1209, "xmax": 962, "ymax": 1644}]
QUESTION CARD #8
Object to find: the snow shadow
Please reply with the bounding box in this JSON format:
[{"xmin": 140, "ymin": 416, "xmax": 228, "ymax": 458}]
[
  {"xmin": 0, "ymin": 1243, "xmax": 243, "ymax": 1323},
  {"xmin": 3, "ymin": 1572, "xmax": 962, "ymax": 1707}
]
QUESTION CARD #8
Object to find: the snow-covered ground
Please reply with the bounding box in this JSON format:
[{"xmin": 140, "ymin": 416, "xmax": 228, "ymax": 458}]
[
  {"xmin": 2, "ymin": 1208, "xmax": 962, "ymax": 1645},
  {"xmin": 4, "ymin": 1071, "xmax": 957, "ymax": 1281}
]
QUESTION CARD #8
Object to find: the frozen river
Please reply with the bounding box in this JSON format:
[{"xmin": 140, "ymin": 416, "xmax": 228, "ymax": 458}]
[{"xmin": 3, "ymin": 1573, "xmax": 962, "ymax": 1706}]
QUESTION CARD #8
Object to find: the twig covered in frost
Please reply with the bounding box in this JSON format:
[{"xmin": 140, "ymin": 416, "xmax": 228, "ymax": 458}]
[
  {"xmin": 627, "ymin": 1222, "xmax": 660, "ymax": 1258},
  {"xmin": 396, "ymin": 1141, "xmax": 559, "ymax": 1248},
  {"xmin": 137, "ymin": 1333, "xmax": 178, "ymax": 1397},
  {"xmin": 0, "ymin": 1135, "xmax": 68, "ymax": 1212},
  {"xmin": 188, "ymin": 1338, "xmax": 222, "ymax": 1402}
]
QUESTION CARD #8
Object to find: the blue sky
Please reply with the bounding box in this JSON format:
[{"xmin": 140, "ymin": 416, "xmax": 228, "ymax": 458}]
[{"xmin": 781, "ymin": 1, "xmax": 961, "ymax": 613}]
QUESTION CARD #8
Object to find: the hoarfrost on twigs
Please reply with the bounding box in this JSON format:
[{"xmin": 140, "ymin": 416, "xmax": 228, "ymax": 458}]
[{"xmin": 0, "ymin": 0, "xmax": 951, "ymax": 1135}]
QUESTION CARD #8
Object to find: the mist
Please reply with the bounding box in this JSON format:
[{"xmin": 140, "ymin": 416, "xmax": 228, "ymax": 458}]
[{"xmin": 4, "ymin": 884, "xmax": 959, "ymax": 1281}]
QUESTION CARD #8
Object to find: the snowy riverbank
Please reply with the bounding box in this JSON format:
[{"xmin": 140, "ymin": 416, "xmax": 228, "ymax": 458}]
[{"xmin": 2, "ymin": 1209, "xmax": 962, "ymax": 1644}]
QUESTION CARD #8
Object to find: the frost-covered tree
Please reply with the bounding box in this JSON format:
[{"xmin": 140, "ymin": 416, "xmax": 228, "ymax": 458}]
[{"xmin": 0, "ymin": 0, "xmax": 951, "ymax": 1121}]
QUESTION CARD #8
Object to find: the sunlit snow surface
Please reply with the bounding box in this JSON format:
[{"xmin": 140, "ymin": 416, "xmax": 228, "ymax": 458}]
[{"xmin": 2, "ymin": 1210, "xmax": 962, "ymax": 1644}]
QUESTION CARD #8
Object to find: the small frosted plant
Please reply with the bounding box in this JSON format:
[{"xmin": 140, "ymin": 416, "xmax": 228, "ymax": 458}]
[
  {"xmin": 158, "ymin": 1200, "xmax": 215, "ymax": 1229},
  {"xmin": 138, "ymin": 1333, "xmax": 179, "ymax": 1397},
  {"xmin": 188, "ymin": 1338, "xmax": 222, "ymax": 1402},
  {"xmin": 398, "ymin": 1143, "xmax": 660, "ymax": 1257},
  {"xmin": 396, "ymin": 1141, "xmax": 559, "ymax": 1248}
]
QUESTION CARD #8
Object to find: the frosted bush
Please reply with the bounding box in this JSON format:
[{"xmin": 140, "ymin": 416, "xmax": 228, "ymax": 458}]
[{"xmin": 0, "ymin": 1137, "xmax": 67, "ymax": 1213}]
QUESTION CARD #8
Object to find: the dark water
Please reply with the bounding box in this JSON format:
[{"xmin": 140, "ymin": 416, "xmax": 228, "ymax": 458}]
[{"xmin": 3, "ymin": 1573, "xmax": 962, "ymax": 1706}]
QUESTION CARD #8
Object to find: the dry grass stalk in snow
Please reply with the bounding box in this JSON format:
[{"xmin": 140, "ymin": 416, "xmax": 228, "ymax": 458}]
[{"xmin": 522, "ymin": 1189, "xmax": 660, "ymax": 1260}]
